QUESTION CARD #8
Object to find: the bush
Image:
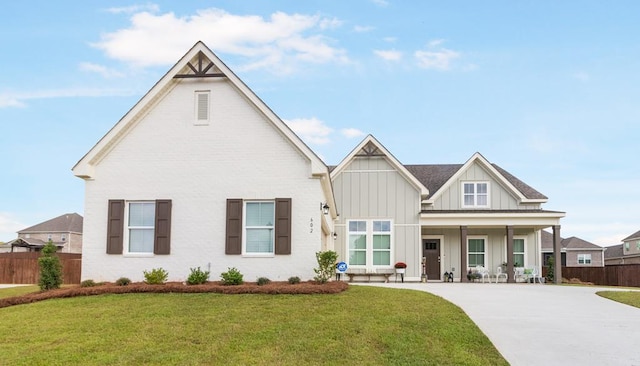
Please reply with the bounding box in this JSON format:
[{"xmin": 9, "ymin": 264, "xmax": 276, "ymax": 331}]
[
  {"xmin": 187, "ymin": 267, "xmax": 210, "ymax": 285},
  {"xmin": 38, "ymin": 241, "xmax": 63, "ymax": 291},
  {"xmin": 288, "ymin": 276, "xmax": 301, "ymax": 284},
  {"xmin": 143, "ymin": 268, "xmax": 169, "ymax": 285},
  {"xmin": 115, "ymin": 277, "xmax": 131, "ymax": 286},
  {"xmin": 314, "ymin": 250, "xmax": 338, "ymax": 283},
  {"xmin": 220, "ymin": 267, "xmax": 244, "ymax": 286},
  {"xmin": 256, "ymin": 277, "xmax": 271, "ymax": 286},
  {"xmin": 80, "ymin": 279, "xmax": 96, "ymax": 287}
]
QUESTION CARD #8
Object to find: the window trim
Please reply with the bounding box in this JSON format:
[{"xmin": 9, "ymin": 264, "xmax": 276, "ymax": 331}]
[
  {"xmin": 346, "ymin": 219, "xmax": 393, "ymax": 268},
  {"xmin": 461, "ymin": 181, "xmax": 490, "ymax": 208},
  {"xmin": 467, "ymin": 235, "xmax": 488, "ymax": 269},
  {"xmin": 504, "ymin": 236, "xmax": 527, "ymax": 268},
  {"xmin": 123, "ymin": 201, "xmax": 156, "ymax": 257},
  {"xmin": 577, "ymin": 253, "xmax": 592, "ymax": 265},
  {"xmin": 242, "ymin": 200, "xmax": 275, "ymax": 257}
]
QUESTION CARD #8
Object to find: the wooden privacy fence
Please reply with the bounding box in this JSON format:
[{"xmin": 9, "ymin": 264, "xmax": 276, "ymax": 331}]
[
  {"xmin": 0, "ymin": 252, "xmax": 81, "ymax": 284},
  {"xmin": 543, "ymin": 265, "xmax": 640, "ymax": 287}
]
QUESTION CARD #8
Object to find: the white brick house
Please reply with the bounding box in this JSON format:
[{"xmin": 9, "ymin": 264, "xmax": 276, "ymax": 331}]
[{"xmin": 73, "ymin": 42, "xmax": 336, "ymax": 282}]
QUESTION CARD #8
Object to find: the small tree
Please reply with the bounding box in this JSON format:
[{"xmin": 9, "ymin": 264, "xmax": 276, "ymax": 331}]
[
  {"xmin": 546, "ymin": 256, "xmax": 555, "ymax": 283},
  {"xmin": 38, "ymin": 240, "xmax": 62, "ymax": 290},
  {"xmin": 314, "ymin": 250, "xmax": 338, "ymax": 283}
]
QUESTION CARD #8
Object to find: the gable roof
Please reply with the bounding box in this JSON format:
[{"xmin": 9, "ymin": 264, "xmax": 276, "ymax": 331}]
[
  {"xmin": 541, "ymin": 230, "xmax": 603, "ymax": 251},
  {"xmin": 18, "ymin": 213, "xmax": 83, "ymax": 234},
  {"xmin": 622, "ymin": 229, "xmax": 640, "ymax": 242},
  {"xmin": 72, "ymin": 41, "xmax": 328, "ymax": 180},
  {"xmin": 420, "ymin": 152, "xmax": 547, "ymax": 205},
  {"xmin": 330, "ymin": 135, "xmax": 429, "ymax": 199}
]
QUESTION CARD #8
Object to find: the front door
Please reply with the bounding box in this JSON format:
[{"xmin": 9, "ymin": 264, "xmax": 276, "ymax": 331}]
[{"xmin": 423, "ymin": 239, "xmax": 440, "ymax": 280}]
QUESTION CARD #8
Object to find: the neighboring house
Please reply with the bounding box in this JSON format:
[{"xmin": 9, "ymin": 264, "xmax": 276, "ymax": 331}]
[
  {"xmin": 4, "ymin": 213, "xmax": 83, "ymax": 253},
  {"xmin": 330, "ymin": 135, "xmax": 565, "ymax": 282},
  {"xmin": 73, "ymin": 42, "xmax": 336, "ymax": 282},
  {"xmin": 604, "ymin": 229, "xmax": 640, "ymax": 265},
  {"xmin": 540, "ymin": 230, "xmax": 605, "ymax": 267}
]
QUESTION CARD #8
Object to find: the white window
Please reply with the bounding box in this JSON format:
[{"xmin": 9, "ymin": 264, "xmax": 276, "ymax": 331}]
[
  {"xmin": 462, "ymin": 182, "xmax": 489, "ymax": 208},
  {"xmin": 61, "ymin": 234, "xmax": 66, "ymax": 242},
  {"xmin": 468, "ymin": 237, "xmax": 486, "ymax": 268},
  {"xmin": 577, "ymin": 254, "xmax": 592, "ymax": 265},
  {"xmin": 194, "ymin": 90, "xmax": 210, "ymax": 125},
  {"xmin": 47, "ymin": 234, "xmax": 52, "ymax": 241},
  {"xmin": 126, "ymin": 202, "xmax": 155, "ymax": 254},
  {"xmin": 244, "ymin": 201, "xmax": 275, "ymax": 254},
  {"xmin": 347, "ymin": 220, "xmax": 392, "ymax": 267},
  {"xmin": 513, "ymin": 238, "xmax": 525, "ymax": 267}
]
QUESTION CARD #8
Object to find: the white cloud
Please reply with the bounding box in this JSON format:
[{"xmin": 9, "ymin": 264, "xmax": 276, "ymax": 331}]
[
  {"xmin": 0, "ymin": 212, "xmax": 25, "ymax": 242},
  {"xmin": 93, "ymin": 8, "xmax": 349, "ymax": 72},
  {"xmin": 428, "ymin": 39, "xmax": 445, "ymax": 47},
  {"xmin": 0, "ymin": 95, "xmax": 25, "ymax": 108},
  {"xmin": 573, "ymin": 72, "xmax": 590, "ymax": 82},
  {"xmin": 104, "ymin": 3, "xmax": 159, "ymax": 14},
  {"xmin": 341, "ymin": 128, "xmax": 366, "ymax": 138},
  {"xmin": 383, "ymin": 37, "xmax": 397, "ymax": 43},
  {"xmin": 415, "ymin": 48, "xmax": 460, "ymax": 70},
  {"xmin": 284, "ymin": 117, "xmax": 333, "ymax": 144},
  {"xmin": 0, "ymin": 87, "xmax": 138, "ymax": 109},
  {"xmin": 374, "ymin": 49, "xmax": 402, "ymax": 61},
  {"xmin": 354, "ymin": 25, "xmax": 374, "ymax": 33},
  {"xmin": 371, "ymin": 0, "xmax": 389, "ymax": 7},
  {"xmin": 79, "ymin": 62, "xmax": 125, "ymax": 78}
]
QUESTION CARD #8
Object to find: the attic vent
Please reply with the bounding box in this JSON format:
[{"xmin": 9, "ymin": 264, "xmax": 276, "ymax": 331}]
[{"xmin": 195, "ymin": 91, "xmax": 210, "ymax": 124}]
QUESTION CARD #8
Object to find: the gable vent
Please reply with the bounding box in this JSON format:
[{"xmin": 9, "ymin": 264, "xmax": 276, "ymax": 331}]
[{"xmin": 195, "ymin": 91, "xmax": 210, "ymax": 123}]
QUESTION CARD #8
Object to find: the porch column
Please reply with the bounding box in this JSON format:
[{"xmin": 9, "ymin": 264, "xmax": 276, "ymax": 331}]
[
  {"xmin": 506, "ymin": 225, "xmax": 514, "ymax": 283},
  {"xmin": 460, "ymin": 226, "xmax": 468, "ymax": 282},
  {"xmin": 553, "ymin": 225, "xmax": 562, "ymax": 284}
]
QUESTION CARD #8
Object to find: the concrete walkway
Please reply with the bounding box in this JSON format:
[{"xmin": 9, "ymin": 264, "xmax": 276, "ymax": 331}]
[{"xmin": 359, "ymin": 282, "xmax": 640, "ymax": 366}]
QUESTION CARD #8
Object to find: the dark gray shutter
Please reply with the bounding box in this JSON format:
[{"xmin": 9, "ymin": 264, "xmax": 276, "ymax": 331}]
[
  {"xmin": 226, "ymin": 199, "xmax": 243, "ymax": 254},
  {"xmin": 275, "ymin": 198, "xmax": 292, "ymax": 255},
  {"xmin": 106, "ymin": 200, "xmax": 124, "ymax": 254},
  {"xmin": 154, "ymin": 199, "xmax": 172, "ymax": 255}
]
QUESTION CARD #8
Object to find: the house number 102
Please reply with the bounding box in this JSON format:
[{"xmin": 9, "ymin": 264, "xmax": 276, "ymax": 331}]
[{"xmin": 310, "ymin": 218, "xmax": 314, "ymax": 233}]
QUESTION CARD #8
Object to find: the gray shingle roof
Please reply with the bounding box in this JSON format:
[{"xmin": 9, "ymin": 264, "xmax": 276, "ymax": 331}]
[
  {"xmin": 541, "ymin": 230, "xmax": 603, "ymax": 251},
  {"xmin": 18, "ymin": 213, "xmax": 83, "ymax": 234},
  {"xmin": 604, "ymin": 244, "xmax": 624, "ymax": 259},
  {"xmin": 622, "ymin": 230, "xmax": 640, "ymax": 242}
]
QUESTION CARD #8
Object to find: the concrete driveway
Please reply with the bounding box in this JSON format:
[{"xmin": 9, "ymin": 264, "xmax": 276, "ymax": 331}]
[{"xmin": 359, "ymin": 282, "xmax": 640, "ymax": 366}]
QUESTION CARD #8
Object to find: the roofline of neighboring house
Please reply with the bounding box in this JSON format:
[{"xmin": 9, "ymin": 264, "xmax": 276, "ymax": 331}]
[{"xmin": 18, "ymin": 230, "xmax": 82, "ymax": 235}]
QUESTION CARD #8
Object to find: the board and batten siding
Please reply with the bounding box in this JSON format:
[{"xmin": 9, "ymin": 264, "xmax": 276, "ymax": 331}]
[
  {"xmin": 425, "ymin": 162, "xmax": 541, "ymax": 210},
  {"xmin": 332, "ymin": 157, "xmax": 421, "ymax": 277}
]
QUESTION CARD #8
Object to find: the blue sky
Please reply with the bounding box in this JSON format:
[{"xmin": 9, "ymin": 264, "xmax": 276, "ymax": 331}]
[{"xmin": 1, "ymin": 1, "xmax": 639, "ymax": 246}]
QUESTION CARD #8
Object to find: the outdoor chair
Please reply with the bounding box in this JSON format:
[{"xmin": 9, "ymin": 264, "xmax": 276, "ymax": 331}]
[
  {"xmin": 530, "ymin": 267, "xmax": 543, "ymax": 283},
  {"xmin": 476, "ymin": 266, "xmax": 490, "ymax": 283},
  {"xmin": 495, "ymin": 266, "xmax": 508, "ymax": 283},
  {"xmin": 513, "ymin": 267, "xmax": 525, "ymax": 282}
]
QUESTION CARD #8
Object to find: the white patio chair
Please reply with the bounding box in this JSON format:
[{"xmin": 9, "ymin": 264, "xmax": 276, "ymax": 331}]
[
  {"xmin": 495, "ymin": 266, "xmax": 507, "ymax": 283},
  {"xmin": 476, "ymin": 266, "xmax": 490, "ymax": 283},
  {"xmin": 531, "ymin": 267, "xmax": 543, "ymax": 284},
  {"xmin": 513, "ymin": 267, "xmax": 525, "ymax": 282}
]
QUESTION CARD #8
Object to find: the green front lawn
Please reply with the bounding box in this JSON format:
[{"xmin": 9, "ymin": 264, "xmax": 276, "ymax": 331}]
[
  {"xmin": 0, "ymin": 285, "xmax": 507, "ymax": 365},
  {"xmin": 597, "ymin": 291, "xmax": 640, "ymax": 308},
  {"xmin": 0, "ymin": 285, "xmax": 39, "ymax": 299}
]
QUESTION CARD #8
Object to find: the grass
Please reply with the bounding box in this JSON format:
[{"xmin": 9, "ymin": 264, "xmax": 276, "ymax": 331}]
[
  {"xmin": 0, "ymin": 285, "xmax": 507, "ymax": 365},
  {"xmin": 0, "ymin": 285, "xmax": 39, "ymax": 299},
  {"xmin": 597, "ymin": 291, "xmax": 640, "ymax": 308}
]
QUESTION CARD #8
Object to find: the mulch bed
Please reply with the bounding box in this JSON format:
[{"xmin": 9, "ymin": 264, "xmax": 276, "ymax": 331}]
[{"xmin": 0, "ymin": 281, "xmax": 349, "ymax": 309}]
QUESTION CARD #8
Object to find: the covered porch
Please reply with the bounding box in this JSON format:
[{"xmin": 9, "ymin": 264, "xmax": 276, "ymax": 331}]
[{"xmin": 419, "ymin": 210, "xmax": 565, "ymax": 283}]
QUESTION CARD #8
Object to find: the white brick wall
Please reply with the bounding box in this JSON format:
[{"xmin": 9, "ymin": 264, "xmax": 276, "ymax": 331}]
[{"xmin": 81, "ymin": 78, "xmax": 329, "ymax": 282}]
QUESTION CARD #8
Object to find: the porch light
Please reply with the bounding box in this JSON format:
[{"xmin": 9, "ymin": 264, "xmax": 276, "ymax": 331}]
[
  {"xmin": 332, "ymin": 232, "xmax": 338, "ymax": 240},
  {"xmin": 321, "ymin": 203, "xmax": 330, "ymax": 215}
]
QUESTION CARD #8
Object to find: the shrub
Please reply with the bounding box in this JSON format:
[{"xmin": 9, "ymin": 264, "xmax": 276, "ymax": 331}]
[
  {"xmin": 38, "ymin": 240, "xmax": 63, "ymax": 291},
  {"xmin": 288, "ymin": 276, "xmax": 301, "ymax": 284},
  {"xmin": 314, "ymin": 250, "xmax": 338, "ymax": 283},
  {"xmin": 187, "ymin": 267, "xmax": 210, "ymax": 285},
  {"xmin": 256, "ymin": 277, "xmax": 271, "ymax": 286},
  {"xmin": 220, "ymin": 267, "xmax": 244, "ymax": 286},
  {"xmin": 546, "ymin": 256, "xmax": 555, "ymax": 283},
  {"xmin": 115, "ymin": 277, "xmax": 131, "ymax": 286},
  {"xmin": 143, "ymin": 268, "xmax": 168, "ymax": 285},
  {"xmin": 80, "ymin": 279, "xmax": 96, "ymax": 287}
]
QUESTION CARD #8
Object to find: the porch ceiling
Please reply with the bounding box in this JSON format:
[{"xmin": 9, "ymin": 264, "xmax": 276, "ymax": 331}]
[{"xmin": 419, "ymin": 209, "xmax": 565, "ymax": 229}]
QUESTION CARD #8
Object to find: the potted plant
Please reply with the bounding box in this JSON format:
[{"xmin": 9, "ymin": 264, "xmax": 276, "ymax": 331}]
[{"xmin": 394, "ymin": 262, "xmax": 407, "ymax": 274}]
